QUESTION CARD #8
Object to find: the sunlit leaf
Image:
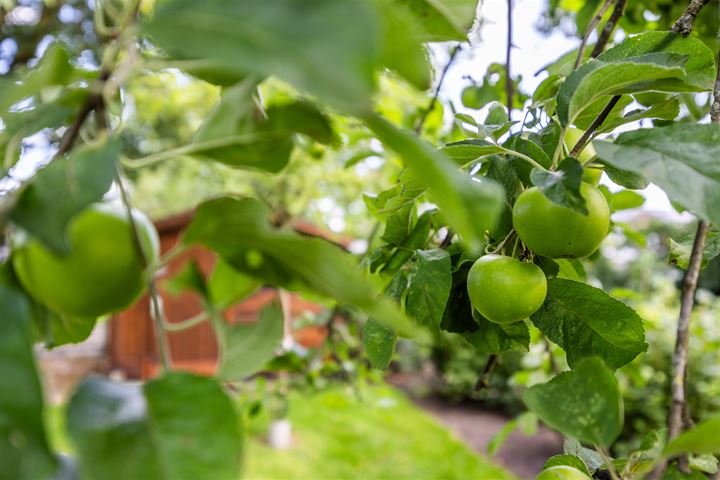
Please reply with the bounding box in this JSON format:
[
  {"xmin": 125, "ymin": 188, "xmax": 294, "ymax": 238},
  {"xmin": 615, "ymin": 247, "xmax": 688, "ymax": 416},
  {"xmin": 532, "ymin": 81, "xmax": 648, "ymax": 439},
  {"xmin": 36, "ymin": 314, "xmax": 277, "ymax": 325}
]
[
  {"xmin": 184, "ymin": 197, "xmax": 421, "ymax": 338},
  {"xmin": 523, "ymin": 357, "xmax": 623, "ymax": 446},
  {"xmin": 530, "ymin": 278, "xmax": 647, "ymax": 370},
  {"xmin": 144, "ymin": 0, "xmax": 379, "ymax": 114},
  {"xmin": 594, "ymin": 124, "xmax": 720, "ymax": 225},
  {"xmin": 364, "ymin": 114, "xmax": 504, "ymax": 251}
]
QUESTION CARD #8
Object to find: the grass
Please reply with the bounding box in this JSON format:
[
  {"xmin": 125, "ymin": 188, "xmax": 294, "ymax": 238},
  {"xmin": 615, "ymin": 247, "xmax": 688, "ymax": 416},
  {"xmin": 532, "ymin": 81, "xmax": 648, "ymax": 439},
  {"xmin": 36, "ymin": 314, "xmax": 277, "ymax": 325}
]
[
  {"xmin": 242, "ymin": 384, "xmax": 515, "ymax": 480},
  {"xmin": 47, "ymin": 383, "xmax": 515, "ymax": 480}
]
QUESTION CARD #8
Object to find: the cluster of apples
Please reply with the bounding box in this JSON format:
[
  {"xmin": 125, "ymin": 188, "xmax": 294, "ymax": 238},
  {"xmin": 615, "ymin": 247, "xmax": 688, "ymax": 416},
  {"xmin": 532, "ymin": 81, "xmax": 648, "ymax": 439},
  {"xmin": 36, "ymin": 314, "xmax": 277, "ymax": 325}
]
[{"xmin": 467, "ymin": 131, "xmax": 610, "ymax": 324}]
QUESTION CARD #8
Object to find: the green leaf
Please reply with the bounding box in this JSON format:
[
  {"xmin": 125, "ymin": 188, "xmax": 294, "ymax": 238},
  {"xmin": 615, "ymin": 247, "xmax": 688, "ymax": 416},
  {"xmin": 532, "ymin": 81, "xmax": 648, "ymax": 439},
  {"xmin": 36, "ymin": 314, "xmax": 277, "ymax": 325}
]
[
  {"xmin": 532, "ymin": 74, "xmax": 563, "ymax": 108},
  {"xmin": 376, "ymin": 0, "xmax": 431, "ymax": 90},
  {"xmin": 381, "ymin": 204, "xmax": 415, "ymax": 246},
  {"xmin": 441, "ymin": 139, "xmax": 506, "ymax": 165},
  {"xmin": 143, "ymin": 0, "xmax": 378, "ymax": 115},
  {"xmin": 485, "ymin": 103, "xmax": 509, "ymax": 125},
  {"xmin": 440, "ymin": 263, "xmax": 478, "ymax": 333},
  {"xmin": 534, "ymin": 256, "xmax": 560, "ymax": 279},
  {"xmin": 543, "ymin": 455, "xmax": 592, "ymax": 476},
  {"xmin": 609, "ymin": 190, "xmax": 645, "ymax": 211},
  {"xmin": 44, "ymin": 313, "xmax": 98, "ymax": 349},
  {"xmin": 373, "ymin": 170, "xmax": 428, "ymax": 219},
  {"xmin": 503, "ymin": 134, "xmax": 552, "ymax": 185},
  {"xmin": 0, "ymin": 100, "xmax": 76, "ymax": 168},
  {"xmin": 406, "ymin": 249, "xmax": 452, "ymax": 328},
  {"xmin": 363, "ymin": 318, "xmax": 397, "ymax": 370},
  {"xmin": 593, "ymin": 124, "xmax": 720, "ymax": 225},
  {"xmin": 575, "ymin": 0, "xmax": 601, "ymax": 38},
  {"xmin": 164, "ymin": 260, "xmax": 208, "ymax": 298},
  {"xmin": 218, "ymin": 302, "xmax": 284, "ymax": 380},
  {"xmin": 402, "ymin": 0, "xmax": 479, "ymax": 41},
  {"xmin": 536, "ymin": 46, "xmax": 592, "ymax": 78},
  {"xmin": 8, "ymin": 140, "xmax": 118, "ymax": 254},
  {"xmin": 143, "ymin": 373, "xmax": 243, "ymax": 479},
  {"xmin": 68, "ymin": 373, "xmax": 242, "ymax": 480},
  {"xmin": 564, "ymin": 437, "xmax": 604, "ymax": 473},
  {"xmin": 556, "ymin": 259, "xmax": 587, "ymax": 282},
  {"xmin": 365, "ymin": 114, "xmax": 504, "ymax": 251},
  {"xmin": 487, "ymin": 412, "xmax": 537, "ymax": 457},
  {"xmin": 461, "ymin": 84, "xmax": 500, "ymax": 109},
  {"xmin": 485, "ymin": 155, "xmax": 521, "ymax": 202},
  {"xmin": 0, "ymin": 286, "xmax": 57, "ymax": 480},
  {"xmin": 0, "ymin": 43, "xmax": 79, "ymax": 113},
  {"xmin": 601, "ymin": 163, "xmax": 649, "ymax": 190},
  {"xmin": 664, "ymin": 416, "xmax": 720, "ymax": 456},
  {"xmin": 190, "ymin": 80, "xmax": 335, "ymax": 172},
  {"xmin": 184, "ymin": 197, "xmax": 420, "ymax": 338},
  {"xmin": 463, "ymin": 314, "xmax": 530, "ymax": 354},
  {"xmin": 531, "ymin": 157, "xmax": 587, "ymax": 215},
  {"xmin": 668, "ymin": 231, "xmax": 720, "ymax": 270},
  {"xmin": 595, "ymin": 96, "xmax": 680, "ymax": 134},
  {"xmin": 381, "ymin": 209, "xmax": 434, "ymax": 275},
  {"xmin": 663, "ymin": 465, "xmax": 708, "ymax": 479},
  {"xmin": 557, "ymin": 53, "xmax": 687, "ymax": 126},
  {"xmin": 530, "ymin": 278, "xmax": 647, "ymax": 370},
  {"xmin": 208, "ymin": 258, "xmax": 262, "ymax": 307},
  {"xmin": 572, "ymin": 95, "xmax": 633, "ymax": 131},
  {"xmin": 597, "ymin": 31, "xmax": 717, "ymax": 92},
  {"xmin": 523, "ymin": 357, "xmax": 623, "ymax": 446}
]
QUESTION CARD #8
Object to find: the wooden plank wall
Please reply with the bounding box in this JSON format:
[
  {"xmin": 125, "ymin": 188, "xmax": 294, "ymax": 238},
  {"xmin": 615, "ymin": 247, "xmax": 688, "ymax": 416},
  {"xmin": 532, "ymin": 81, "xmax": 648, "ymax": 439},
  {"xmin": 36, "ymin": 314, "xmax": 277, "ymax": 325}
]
[{"xmin": 107, "ymin": 212, "xmax": 328, "ymax": 379}]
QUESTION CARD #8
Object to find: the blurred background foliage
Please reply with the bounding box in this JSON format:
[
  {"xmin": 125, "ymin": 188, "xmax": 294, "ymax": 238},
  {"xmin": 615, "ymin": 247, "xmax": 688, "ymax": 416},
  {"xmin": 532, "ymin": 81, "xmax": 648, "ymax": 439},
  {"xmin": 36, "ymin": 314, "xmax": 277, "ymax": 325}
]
[{"xmin": 2, "ymin": 0, "xmax": 720, "ymax": 464}]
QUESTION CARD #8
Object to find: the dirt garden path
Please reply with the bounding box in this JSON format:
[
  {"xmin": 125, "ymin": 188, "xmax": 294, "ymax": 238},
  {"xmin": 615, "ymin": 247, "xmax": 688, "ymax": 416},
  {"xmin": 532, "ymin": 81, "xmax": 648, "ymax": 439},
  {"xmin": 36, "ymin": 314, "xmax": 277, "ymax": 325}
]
[{"xmin": 411, "ymin": 396, "xmax": 563, "ymax": 479}]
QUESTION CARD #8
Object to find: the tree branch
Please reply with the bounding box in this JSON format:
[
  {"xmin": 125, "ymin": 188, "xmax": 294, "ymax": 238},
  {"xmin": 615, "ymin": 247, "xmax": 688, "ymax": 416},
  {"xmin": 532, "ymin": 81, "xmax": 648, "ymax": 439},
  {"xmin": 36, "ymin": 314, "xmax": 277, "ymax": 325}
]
[
  {"xmin": 414, "ymin": 44, "xmax": 462, "ymax": 134},
  {"xmin": 53, "ymin": 69, "xmax": 111, "ymax": 159},
  {"xmin": 668, "ymin": 220, "xmax": 709, "ymax": 470},
  {"xmin": 574, "ymin": 0, "xmax": 614, "ymax": 69},
  {"xmin": 474, "ymin": 354, "xmax": 499, "ymax": 391},
  {"xmin": 672, "ymin": 0, "xmax": 711, "ymax": 37},
  {"xmin": 505, "ymin": 0, "xmax": 514, "ymax": 114},
  {"xmin": 569, "ymin": 95, "xmax": 621, "ymax": 156},
  {"xmin": 590, "ymin": 0, "xmax": 628, "ymax": 58},
  {"xmin": 711, "ymin": 48, "xmax": 720, "ymax": 124},
  {"xmin": 652, "ymin": 52, "xmax": 718, "ymax": 480}
]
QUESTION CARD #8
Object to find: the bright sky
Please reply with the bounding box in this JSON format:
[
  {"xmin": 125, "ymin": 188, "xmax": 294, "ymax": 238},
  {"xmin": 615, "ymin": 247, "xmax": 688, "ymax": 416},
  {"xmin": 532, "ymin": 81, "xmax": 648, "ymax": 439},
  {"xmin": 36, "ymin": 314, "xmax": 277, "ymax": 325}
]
[{"xmin": 435, "ymin": 0, "xmax": 692, "ymax": 224}]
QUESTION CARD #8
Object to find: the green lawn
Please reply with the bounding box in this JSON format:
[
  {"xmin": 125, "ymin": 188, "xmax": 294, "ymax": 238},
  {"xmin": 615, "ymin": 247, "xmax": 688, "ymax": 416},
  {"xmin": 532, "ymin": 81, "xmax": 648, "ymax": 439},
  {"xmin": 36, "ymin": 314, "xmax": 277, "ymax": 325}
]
[
  {"xmin": 47, "ymin": 383, "xmax": 514, "ymax": 480},
  {"xmin": 243, "ymin": 384, "xmax": 514, "ymax": 480}
]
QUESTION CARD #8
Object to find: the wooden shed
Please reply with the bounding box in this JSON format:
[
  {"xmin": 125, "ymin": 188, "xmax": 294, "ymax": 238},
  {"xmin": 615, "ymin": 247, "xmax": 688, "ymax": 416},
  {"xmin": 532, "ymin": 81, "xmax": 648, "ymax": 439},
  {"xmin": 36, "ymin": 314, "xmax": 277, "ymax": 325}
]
[{"xmin": 107, "ymin": 211, "xmax": 335, "ymax": 379}]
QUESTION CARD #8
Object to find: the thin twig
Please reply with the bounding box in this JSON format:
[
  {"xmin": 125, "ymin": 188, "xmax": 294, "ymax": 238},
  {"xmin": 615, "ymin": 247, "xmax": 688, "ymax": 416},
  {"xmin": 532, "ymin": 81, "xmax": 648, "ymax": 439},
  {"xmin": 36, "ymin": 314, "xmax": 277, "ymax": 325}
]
[
  {"xmin": 114, "ymin": 163, "xmax": 173, "ymax": 372},
  {"xmin": 672, "ymin": 0, "xmax": 712, "ymax": 37},
  {"xmin": 574, "ymin": 0, "xmax": 614, "ymax": 69},
  {"xmin": 711, "ymin": 48, "xmax": 720, "ymax": 124},
  {"xmin": 505, "ymin": 0, "xmax": 514, "ymax": 114},
  {"xmin": 669, "ymin": 220, "xmax": 709, "ymax": 471},
  {"xmin": 54, "ymin": 69, "xmax": 111, "ymax": 158},
  {"xmin": 415, "ymin": 44, "xmax": 462, "ymax": 134},
  {"xmin": 569, "ymin": 95, "xmax": 621, "ymax": 157},
  {"xmin": 590, "ymin": 0, "xmax": 628, "ymax": 58},
  {"xmin": 597, "ymin": 445, "xmax": 621, "ymax": 480},
  {"xmin": 474, "ymin": 354, "xmax": 499, "ymax": 391},
  {"xmin": 162, "ymin": 311, "xmax": 208, "ymax": 332},
  {"xmin": 439, "ymin": 229, "xmax": 454, "ymax": 249},
  {"xmin": 543, "ymin": 338, "xmax": 559, "ymax": 374}
]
